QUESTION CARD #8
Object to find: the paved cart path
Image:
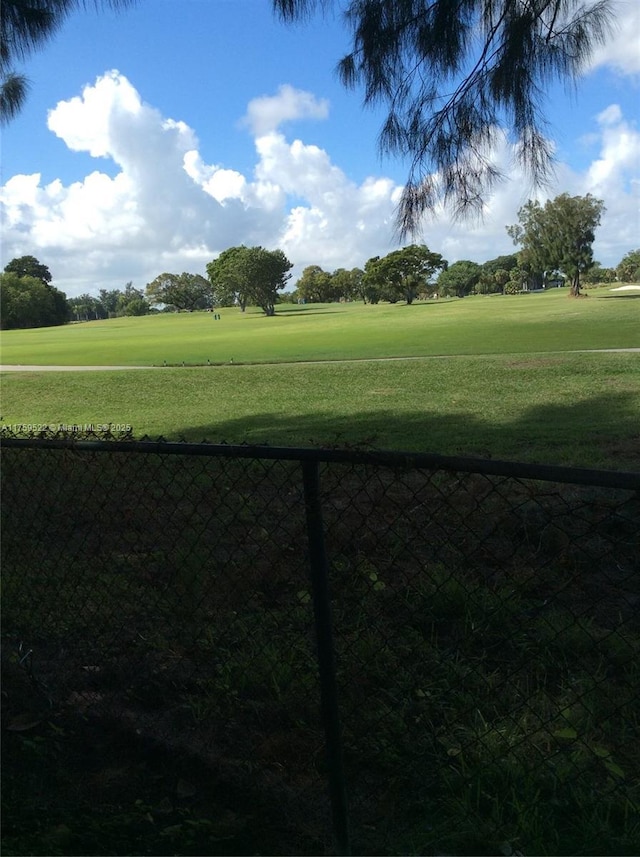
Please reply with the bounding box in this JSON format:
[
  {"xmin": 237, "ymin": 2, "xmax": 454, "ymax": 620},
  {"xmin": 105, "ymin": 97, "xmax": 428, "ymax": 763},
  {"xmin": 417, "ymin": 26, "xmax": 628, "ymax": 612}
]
[
  {"xmin": 0, "ymin": 364, "xmax": 164, "ymax": 371},
  {"xmin": 1, "ymin": 348, "xmax": 639, "ymax": 372}
]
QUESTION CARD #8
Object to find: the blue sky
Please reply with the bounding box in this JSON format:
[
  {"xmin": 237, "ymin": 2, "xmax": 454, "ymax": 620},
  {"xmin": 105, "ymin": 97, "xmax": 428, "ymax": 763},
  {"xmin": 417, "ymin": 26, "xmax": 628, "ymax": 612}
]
[{"xmin": 1, "ymin": 0, "xmax": 639, "ymax": 296}]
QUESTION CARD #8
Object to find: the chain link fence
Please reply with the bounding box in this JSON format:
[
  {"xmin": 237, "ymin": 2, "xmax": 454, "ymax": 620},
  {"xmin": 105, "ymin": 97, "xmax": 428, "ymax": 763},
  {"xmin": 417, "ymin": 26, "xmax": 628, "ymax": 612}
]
[{"xmin": 2, "ymin": 430, "xmax": 639, "ymax": 855}]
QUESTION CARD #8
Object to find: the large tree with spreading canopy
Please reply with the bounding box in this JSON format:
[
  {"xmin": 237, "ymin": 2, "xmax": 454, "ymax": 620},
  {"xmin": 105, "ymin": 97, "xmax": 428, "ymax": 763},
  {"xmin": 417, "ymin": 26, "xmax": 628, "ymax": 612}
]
[
  {"xmin": 363, "ymin": 244, "xmax": 446, "ymax": 303},
  {"xmin": 207, "ymin": 246, "xmax": 293, "ymax": 316},
  {"xmin": 146, "ymin": 272, "xmax": 213, "ymax": 311},
  {"xmin": 1, "ymin": 255, "xmax": 68, "ymax": 328},
  {"xmin": 4, "ymin": 254, "xmax": 52, "ymax": 285},
  {"xmin": 507, "ymin": 193, "xmax": 605, "ymax": 296}
]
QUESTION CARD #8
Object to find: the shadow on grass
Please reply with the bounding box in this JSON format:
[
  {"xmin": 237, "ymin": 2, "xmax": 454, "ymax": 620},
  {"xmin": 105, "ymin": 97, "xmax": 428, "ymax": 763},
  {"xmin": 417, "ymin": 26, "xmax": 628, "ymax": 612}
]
[
  {"xmin": 596, "ymin": 294, "xmax": 640, "ymax": 300},
  {"xmin": 170, "ymin": 390, "xmax": 640, "ymax": 470},
  {"xmin": 273, "ymin": 306, "xmax": 345, "ymax": 315},
  {"xmin": 384, "ymin": 298, "xmax": 458, "ymax": 310}
]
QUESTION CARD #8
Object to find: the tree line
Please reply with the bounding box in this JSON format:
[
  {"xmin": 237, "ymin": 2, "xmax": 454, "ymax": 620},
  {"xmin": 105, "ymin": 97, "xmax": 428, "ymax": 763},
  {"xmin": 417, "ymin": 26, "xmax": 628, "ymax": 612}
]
[
  {"xmin": 144, "ymin": 246, "xmax": 293, "ymax": 316},
  {"xmin": 0, "ymin": 246, "xmax": 293, "ymax": 328},
  {"xmin": 1, "ymin": 257, "xmax": 69, "ymax": 330},
  {"xmin": 2, "ymin": 198, "xmax": 639, "ymax": 329},
  {"xmin": 0, "ymin": 258, "xmax": 152, "ymax": 329}
]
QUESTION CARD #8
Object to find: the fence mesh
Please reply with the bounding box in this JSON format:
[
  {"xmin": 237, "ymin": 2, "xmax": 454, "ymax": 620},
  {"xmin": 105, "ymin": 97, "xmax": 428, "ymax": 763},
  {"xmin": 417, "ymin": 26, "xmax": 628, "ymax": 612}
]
[
  {"xmin": 318, "ymin": 463, "xmax": 639, "ymax": 854},
  {"xmin": 2, "ymin": 431, "xmax": 639, "ymax": 855}
]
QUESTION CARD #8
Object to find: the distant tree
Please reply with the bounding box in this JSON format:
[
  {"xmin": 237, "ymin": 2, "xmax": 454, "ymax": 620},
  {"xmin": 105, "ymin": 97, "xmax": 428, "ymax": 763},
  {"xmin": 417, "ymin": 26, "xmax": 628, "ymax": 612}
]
[
  {"xmin": 362, "ymin": 256, "xmax": 384, "ymax": 304},
  {"xmin": 477, "ymin": 253, "xmax": 519, "ymax": 292},
  {"xmin": 0, "ymin": 271, "xmax": 68, "ymax": 329},
  {"xmin": 493, "ymin": 269, "xmax": 511, "ymax": 293},
  {"xmin": 247, "ymin": 247, "xmax": 293, "ymax": 316},
  {"xmin": 1, "ymin": 0, "xmax": 134, "ymax": 123},
  {"xmin": 1, "ymin": 256, "xmax": 67, "ymax": 327},
  {"xmin": 295, "ymin": 265, "xmax": 335, "ymax": 303},
  {"xmin": 207, "ymin": 246, "xmax": 251, "ymax": 310},
  {"xmin": 274, "ymin": 0, "xmax": 613, "ymax": 233},
  {"xmin": 207, "ymin": 246, "xmax": 293, "ymax": 316},
  {"xmin": 368, "ymin": 245, "xmax": 447, "ymax": 304},
  {"xmin": 68, "ymin": 293, "xmax": 106, "ymax": 321},
  {"xmin": 348, "ymin": 267, "xmax": 365, "ymax": 303},
  {"xmin": 396, "ymin": 244, "xmax": 448, "ymax": 304},
  {"xmin": 68, "ymin": 295, "xmax": 89, "ymax": 321},
  {"xmin": 507, "ymin": 193, "xmax": 605, "ymax": 296},
  {"xmin": 123, "ymin": 298, "xmax": 149, "ymax": 316},
  {"xmin": 146, "ymin": 272, "xmax": 212, "ymax": 311},
  {"xmin": 329, "ymin": 268, "xmax": 357, "ymax": 302},
  {"xmin": 437, "ymin": 260, "xmax": 481, "ymax": 297},
  {"xmin": 616, "ymin": 249, "xmax": 640, "ymax": 283},
  {"xmin": 504, "ymin": 266, "xmax": 526, "ymax": 294},
  {"xmin": 98, "ymin": 288, "xmax": 122, "ymax": 316},
  {"xmin": 116, "ymin": 282, "xmax": 149, "ymax": 316},
  {"xmin": 478, "ymin": 268, "xmax": 511, "ymax": 294},
  {"xmin": 330, "ymin": 268, "xmax": 349, "ymax": 301},
  {"xmin": 4, "ymin": 255, "xmax": 52, "ymax": 285},
  {"xmin": 482, "ymin": 254, "xmax": 519, "ymax": 277},
  {"xmin": 582, "ymin": 262, "xmax": 616, "ymax": 286}
]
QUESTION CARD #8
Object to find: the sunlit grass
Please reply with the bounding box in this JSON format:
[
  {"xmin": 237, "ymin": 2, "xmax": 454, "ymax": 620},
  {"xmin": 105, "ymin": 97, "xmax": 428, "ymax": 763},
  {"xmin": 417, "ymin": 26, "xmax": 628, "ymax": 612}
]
[
  {"xmin": 1, "ymin": 288, "xmax": 638, "ymax": 366},
  {"xmin": 2, "ymin": 288, "xmax": 639, "ymax": 468},
  {"xmin": 2, "ymin": 352, "xmax": 639, "ymax": 467}
]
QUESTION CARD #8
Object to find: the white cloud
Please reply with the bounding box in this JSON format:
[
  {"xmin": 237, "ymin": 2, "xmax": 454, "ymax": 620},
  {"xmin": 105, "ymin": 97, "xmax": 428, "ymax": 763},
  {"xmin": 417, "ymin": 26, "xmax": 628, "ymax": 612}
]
[
  {"xmin": 1, "ymin": 72, "xmax": 638, "ymax": 297},
  {"xmin": 587, "ymin": 106, "xmax": 639, "ymax": 188},
  {"xmin": 242, "ymin": 84, "xmax": 330, "ymax": 136},
  {"xmin": 584, "ymin": 107, "xmax": 640, "ymax": 260},
  {"xmin": 587, "ymin": 0, "xmax": 640, "ymax": 76},
  {"xmin": 597, "ymin": 104, "xmax": 623, "ymax": 126},
  {"xmin": 46, "ymin": 69, "xmax": 142, "ymax": 157}
]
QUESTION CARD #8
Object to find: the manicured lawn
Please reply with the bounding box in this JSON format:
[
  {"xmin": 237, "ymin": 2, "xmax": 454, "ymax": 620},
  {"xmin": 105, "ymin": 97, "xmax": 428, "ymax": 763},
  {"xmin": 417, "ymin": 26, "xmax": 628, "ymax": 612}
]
[
  {"xmin": 2, "ymin": 288, "xmax": 638, "ymax": 467},
  {"xmin": 1, "ymin": 288, "xmax": 639, "ymax": 366},
  {"xmin": 2, "ymin": 353, "xmax": 639, "ymax": 468}
]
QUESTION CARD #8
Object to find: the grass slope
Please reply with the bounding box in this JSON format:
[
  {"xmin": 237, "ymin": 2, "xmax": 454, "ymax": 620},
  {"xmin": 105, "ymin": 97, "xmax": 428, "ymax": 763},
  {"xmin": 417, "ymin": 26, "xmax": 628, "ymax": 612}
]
[
  {"xmin": 2, "ymin": 289, "xmax": 638, "ymax": 467},
  {"xmin": 1, "ymin": 289, "xmax": 639, "ymax": 367},
  {"xmin": 2, "ymin": 353, "xmax": 639, "ymax": 468}
]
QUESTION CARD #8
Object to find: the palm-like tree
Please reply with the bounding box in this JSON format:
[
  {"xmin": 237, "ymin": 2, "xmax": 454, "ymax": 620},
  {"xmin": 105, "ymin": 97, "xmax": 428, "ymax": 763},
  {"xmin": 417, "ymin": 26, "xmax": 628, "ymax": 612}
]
[{"xmin": 1, "ymin": 0, "xmax": 133, "ymax": 123}]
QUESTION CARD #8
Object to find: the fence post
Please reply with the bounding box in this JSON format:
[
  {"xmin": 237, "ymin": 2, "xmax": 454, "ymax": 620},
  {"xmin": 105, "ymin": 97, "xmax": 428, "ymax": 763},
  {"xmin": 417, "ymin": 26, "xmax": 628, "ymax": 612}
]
[{"xmin": 302, "ymin": 459, "xmax": 351, "ymax": 857}]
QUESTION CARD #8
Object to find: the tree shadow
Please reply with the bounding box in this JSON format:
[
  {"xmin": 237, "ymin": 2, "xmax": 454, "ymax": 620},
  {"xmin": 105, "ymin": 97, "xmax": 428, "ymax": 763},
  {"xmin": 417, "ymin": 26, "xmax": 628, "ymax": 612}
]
[
  {"xmin": 395, "ymin": 300, "xmax": 457, "ymax": 310},
  {"xmin": 171, "ymin": 390, "xmax": 640, "ymax": 470},
  {"xmin": 274, "ymin": 306, "xmax": 344, "ymax": 315}
]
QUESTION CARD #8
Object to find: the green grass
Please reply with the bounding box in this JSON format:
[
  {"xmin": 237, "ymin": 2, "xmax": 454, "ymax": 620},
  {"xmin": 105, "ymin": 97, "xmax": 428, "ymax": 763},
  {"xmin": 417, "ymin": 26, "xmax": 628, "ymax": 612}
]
[
  {"xmin": 2, "ymin": 352, "xmax": 639, "ymax": 468},
  {"xmin": 1, "ymin": 288, "xmax": 639, "ymax": 366},
  {"xmin": 3, "ymin": 290, "xmax": 639, "ymax": 855},
  {"xmin": 2, "ymin": 289, "xmax": 639, "ymax": 468}
]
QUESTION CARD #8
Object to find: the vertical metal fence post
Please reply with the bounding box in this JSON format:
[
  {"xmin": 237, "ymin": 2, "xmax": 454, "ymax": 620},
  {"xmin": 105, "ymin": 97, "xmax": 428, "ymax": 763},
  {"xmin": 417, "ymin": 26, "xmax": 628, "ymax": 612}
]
[{"xmin": 302, "ymin": 459, "xmax": 351, "ymax": 857}]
